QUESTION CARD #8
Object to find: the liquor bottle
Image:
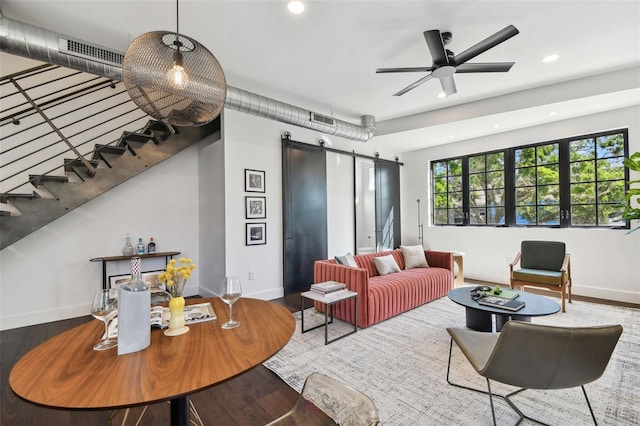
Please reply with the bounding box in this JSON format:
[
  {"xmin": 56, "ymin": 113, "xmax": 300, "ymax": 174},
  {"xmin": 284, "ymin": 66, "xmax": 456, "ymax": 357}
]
[
  {"xmin": 122, "ymin": 233, "xmax": 135, "ymax": 256},
  {"xmin": 147, "ymin": 237, "xmax": 156, "ymax": 254},
  {"xmin": 117, "ymin": 256, "xmax": 151, "ymax": 355},
  {"xmin": 136, "ymin": 237, "xmax": 145, "ymax": 255}
]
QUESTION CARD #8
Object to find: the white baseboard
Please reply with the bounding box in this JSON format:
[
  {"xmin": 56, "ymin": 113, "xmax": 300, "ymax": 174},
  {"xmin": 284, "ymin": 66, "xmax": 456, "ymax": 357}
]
[
  {"xmin": 196, "ymin": 285, "xmax": 283, "ymax": 301},
  {"xmin": 466, "ymin": 278, "xmax": 639, "ymax": 305},
  {"xmin": 1, "ymin": 303, "xmax": 90, "ymax": 331},
  {"xmin": 573, "ymin": 286, "xmax": 640, "ymax": 304}
]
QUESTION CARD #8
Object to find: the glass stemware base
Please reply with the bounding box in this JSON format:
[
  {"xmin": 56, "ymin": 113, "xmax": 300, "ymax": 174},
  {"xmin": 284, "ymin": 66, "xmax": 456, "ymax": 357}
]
[
  {"xmin": 221, "ymin": 319, "xmax": 240, "ymax": 329},
  {"xmin": 94, "ymin": 337, "xmax": 117, "ymax": 351}
]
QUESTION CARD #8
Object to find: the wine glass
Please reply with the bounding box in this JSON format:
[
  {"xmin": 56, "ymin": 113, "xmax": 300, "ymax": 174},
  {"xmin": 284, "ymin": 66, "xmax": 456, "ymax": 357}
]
[
  {"xmin": 91, "ymin": 289, "xmax": 118, "ymax": 350},
  {"xmin": 220, "ymin": 276, "xmax": 242, "ymax": 329}
]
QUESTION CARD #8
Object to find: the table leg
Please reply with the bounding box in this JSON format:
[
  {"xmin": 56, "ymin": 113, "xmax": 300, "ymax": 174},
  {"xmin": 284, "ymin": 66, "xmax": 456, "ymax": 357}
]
[
  {"xmin": 496, "ymin": 314, "xmax": 531, "ymax": 332},
  {"xmin": 465, "ymin": 307, "xmax": 493, "ymax": 332},
  {"xmin": 170, "ymin": 396, "xmax": 189, "ymax": 426},
  {"xmin": 324, "ymin": 305, "xmax": 329, "ymax": 344},
  {"xmin": 300, "ymin": 294, "xmax": 305, "ymax": 332}
]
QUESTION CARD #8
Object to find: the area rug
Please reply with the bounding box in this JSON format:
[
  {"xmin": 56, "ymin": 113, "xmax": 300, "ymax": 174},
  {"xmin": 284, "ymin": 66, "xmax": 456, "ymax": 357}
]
[{"xmin": 263, "ymin": 296, "xmax": 639, "ymax": 425}]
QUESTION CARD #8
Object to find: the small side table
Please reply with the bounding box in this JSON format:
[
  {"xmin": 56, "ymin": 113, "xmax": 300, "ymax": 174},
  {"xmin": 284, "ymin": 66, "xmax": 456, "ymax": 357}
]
[
  {"xmin": 452, "ymin": 251, "xmax": 465, "ymax": 288},
  {"xmin": 300, "ymin": 290, "xmax": 358, "ymax": 345}
]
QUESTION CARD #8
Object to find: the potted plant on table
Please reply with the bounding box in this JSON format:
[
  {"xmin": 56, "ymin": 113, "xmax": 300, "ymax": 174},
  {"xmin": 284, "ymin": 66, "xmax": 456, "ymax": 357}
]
[{"xmin": 158, "ymin": 258, "xmax": 196, "ymax": 336}]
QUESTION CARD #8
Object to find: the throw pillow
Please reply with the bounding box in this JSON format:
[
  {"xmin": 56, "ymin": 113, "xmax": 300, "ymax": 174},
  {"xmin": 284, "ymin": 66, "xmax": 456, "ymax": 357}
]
[
  {"xmin": 335, "ymin": 252, "xmax": 358, "ymax": 267},
  {"xmin": 401, "ymin": 245, "xmax": 429, "ymax": 269},
  {"xmin": 373, "ymin": 255, "xmax": 401, "ymax": 276}
]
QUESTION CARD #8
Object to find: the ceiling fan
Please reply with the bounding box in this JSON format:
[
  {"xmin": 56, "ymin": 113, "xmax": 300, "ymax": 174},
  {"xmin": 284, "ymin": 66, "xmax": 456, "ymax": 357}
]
[{"xmin": 377, "ymin": 25, "xmax": 519, "ymax": 97}]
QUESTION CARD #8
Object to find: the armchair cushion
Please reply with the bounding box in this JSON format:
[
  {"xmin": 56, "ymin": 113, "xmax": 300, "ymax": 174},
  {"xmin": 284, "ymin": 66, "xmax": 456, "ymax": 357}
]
[
  {"xmin": 512, "ymin": 268, "xmax": 564, "ymax": 286},
  {"xmin": 520, "ymin": 241, "xmax": 566, "ymax": 270}
]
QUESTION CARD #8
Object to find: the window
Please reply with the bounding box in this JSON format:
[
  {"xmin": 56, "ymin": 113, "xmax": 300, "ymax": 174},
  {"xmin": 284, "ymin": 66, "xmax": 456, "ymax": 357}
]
[
  {"xmin": 568, "ymin": 133, "xmax": 626, "ymax": 226},
  {"xmin": 515, "ymin": 143, "xmax": 560, "ymax": 225},
  {"xmin": 469, "ymin": 152, "xmax": 505, "ymax": 225},
  {"xmin": 431, "ymin": 129, "xmax": 629, "ymax": 229},
  {"xmin": 432, "ymin": 159, "xmax": 463, "ymax": 225}
]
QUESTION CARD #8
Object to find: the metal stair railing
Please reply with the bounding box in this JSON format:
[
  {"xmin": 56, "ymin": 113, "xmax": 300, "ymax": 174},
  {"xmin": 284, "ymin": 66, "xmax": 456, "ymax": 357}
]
[
  {"xmin": 0, "ymin": 64, "xmax": 150, "ymax": 200},
  {"xmin": 0, "ymin": 63, "xmax": 221, "ymax": 250}
]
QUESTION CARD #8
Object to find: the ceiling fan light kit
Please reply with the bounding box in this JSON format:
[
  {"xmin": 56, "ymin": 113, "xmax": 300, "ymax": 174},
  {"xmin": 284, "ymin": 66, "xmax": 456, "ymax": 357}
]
[
  {"xmin": 377, "ymin": 25, "xmax": 519, "ymax": 97},
  {"xmin": 122, "ymin": 0, "xmax": 227, "ymax": 126}
]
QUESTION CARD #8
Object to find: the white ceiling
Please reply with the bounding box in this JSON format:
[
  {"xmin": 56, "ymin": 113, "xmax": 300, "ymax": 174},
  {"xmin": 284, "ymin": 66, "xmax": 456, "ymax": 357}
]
[{"xmin": 2, "ymin": 0, "xmax": 640, "ymax": 154}]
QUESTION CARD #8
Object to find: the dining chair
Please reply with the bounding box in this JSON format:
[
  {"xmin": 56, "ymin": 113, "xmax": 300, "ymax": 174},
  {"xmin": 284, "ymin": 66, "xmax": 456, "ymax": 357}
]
[
  {"xmin": 446, "ymin": 321, "xmax": 623, "ymax": 425},
  {"xmin": 266, "ymin": 372, "xmax": 380, "ymax": 426},
  {"xmin": 509, "ymin": 240, "xmax": 572, "ymax": 312}
]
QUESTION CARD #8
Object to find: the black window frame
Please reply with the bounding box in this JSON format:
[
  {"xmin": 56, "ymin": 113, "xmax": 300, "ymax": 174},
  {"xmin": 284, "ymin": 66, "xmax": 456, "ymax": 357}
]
[{"xmin": 430, "ymin": 128, "xmax": 630, "ymax": 229}]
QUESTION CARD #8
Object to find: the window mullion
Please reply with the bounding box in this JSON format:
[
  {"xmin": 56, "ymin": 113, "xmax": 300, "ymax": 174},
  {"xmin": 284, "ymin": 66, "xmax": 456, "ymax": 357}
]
[
  {"xmin": 504, "ymin": 148, "xmax": 515, "ymax": 226},
  {"xmin": 462, "ymin": 157, "xmax": 470, "ymax": 225},
  {"xmin": 558, "ymin": 140, "xmax": 571, "ymax": 228}
]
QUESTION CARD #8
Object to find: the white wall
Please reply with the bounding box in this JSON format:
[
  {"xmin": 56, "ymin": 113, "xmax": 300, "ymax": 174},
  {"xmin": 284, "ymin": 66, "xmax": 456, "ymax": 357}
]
[
  {"xmin": 3, "ymin": 102, "xmax": 637, "ymax": 330},
  {"xmin": 198, "ymin": 128, "xmax": 226, "ymax": 297},
  {"xmin": 399, "ymin": 105, "xmax": 640, "ymax": 303},
  {"xmin": 0, "ymin": 134, "xmax": 219, "ymax": 330},
  {"xmin": 326, "ymin": 151, "xmax": 355, "ymax": 258},
  {"xmin": 216, "ymin": 109, "xmax": 364, "ymax": 301}
]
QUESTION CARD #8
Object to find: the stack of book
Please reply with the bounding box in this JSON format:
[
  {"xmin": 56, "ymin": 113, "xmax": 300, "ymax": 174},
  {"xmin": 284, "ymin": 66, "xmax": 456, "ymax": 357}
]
[
  {"xmin": 477, "ymin": 296, "xmax": 525, "ymax": 311},
  {"xmin": 310, "ymin": 281, "xmax": 348, "ymax": 298}
]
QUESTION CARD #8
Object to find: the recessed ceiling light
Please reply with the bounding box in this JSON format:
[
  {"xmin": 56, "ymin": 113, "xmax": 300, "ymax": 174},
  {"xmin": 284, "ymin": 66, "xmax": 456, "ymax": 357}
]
[
  {"xmin": 493, "ymin": 124, "xmax": 501, "ymax": 129},
  {"xmin": 287, "ymin": 1, "xmax": 305, "ymax": 14},
  {"xmin": 437, "ymin": 92, "xmax": 446, "ymax": 98},
  {"xmin": 549, "ymin": 111, "xmax": 557, "ymax": 116},
  {"xmin": 542, "ymin": 54, "xmax": 559, "ymax": 63}
]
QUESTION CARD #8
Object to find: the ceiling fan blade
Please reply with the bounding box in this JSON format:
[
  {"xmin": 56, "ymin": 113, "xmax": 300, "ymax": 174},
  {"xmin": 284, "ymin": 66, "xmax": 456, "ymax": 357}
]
[
  {"xmin": 423, "ymin": 30, "xmax": 448, "ymax": 64},
  {"xmin": 376, "ymin": 66, "xmax": 433, "ymax": 74},
  {"xmin": 453, "ymin": 25, "xmax": 519, "ymax": 65},
  {"xmin": 393, "ymin": 73, "xmax": 433, "ymax": 96},
  {"xmin": 455, "ymin": 62, "xmax": 515, "ymax": 73},
  {"xmin": 439, "ymin": 75, "xmax": 457, "ymax": 97}
]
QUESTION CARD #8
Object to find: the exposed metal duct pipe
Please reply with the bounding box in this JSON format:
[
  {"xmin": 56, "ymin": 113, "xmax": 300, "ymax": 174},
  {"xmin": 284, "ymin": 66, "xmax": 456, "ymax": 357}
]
[{"xmin": 0, "ymin": 10, "xmax": 375, "ymax": 141}]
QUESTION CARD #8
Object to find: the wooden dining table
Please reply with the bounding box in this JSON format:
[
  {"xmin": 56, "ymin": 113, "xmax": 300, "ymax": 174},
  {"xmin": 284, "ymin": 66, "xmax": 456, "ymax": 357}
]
[{"xmin": 9, "ymin": 297, "xmax": 295, "ymax": 426}]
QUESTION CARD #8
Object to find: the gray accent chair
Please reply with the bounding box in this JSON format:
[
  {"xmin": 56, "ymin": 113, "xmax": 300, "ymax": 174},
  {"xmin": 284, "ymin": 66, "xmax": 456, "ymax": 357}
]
[
  {"xmin": 267, "ymin": 372, "xmax": 380, "ymax": 426},
  {"xmin": 446, "ymin": 321, "xmax": 623, "ymax": 425},
  {"xmin": 509, "ymin": 240, "xmax": 572, "ymax": 312}
]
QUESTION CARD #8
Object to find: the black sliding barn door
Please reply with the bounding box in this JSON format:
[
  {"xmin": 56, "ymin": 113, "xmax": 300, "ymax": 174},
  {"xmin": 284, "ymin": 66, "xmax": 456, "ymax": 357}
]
[
  {"xmin": 283, "ymin": 138, "xmax": 328, "ymax": 295},
  {"xmin": 375, "ymin": 159, "xmax": 401, "ymax": 251}
]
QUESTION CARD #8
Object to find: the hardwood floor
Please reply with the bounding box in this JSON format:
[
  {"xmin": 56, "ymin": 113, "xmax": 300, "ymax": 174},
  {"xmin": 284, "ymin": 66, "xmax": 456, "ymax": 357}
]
[
  {"xmin": 2, "ymin": 291, "xmax": 634, "ymax": 425},
  {"xmin": 1, "ymin": 297, "xmax": 301, "ymax": 426}
]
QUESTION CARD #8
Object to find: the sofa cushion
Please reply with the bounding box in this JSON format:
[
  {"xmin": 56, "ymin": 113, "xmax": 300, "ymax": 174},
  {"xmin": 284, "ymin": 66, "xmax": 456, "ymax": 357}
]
[
  {"xmin": 335, "ymin": 252, "xmax": 358, "ymax": 267},
  {"xmin": 373, "ymin": 255, "xmax": 401, "ymax": 275},
  {"xmin": 400, "ymin": 245, "xmax": 429, "ymax": 269}
]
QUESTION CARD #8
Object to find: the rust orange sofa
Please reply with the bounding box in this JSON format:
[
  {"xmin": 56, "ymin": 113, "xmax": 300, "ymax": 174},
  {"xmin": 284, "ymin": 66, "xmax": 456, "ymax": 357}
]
[{"xmin": 313, "ymin": 249, "xmax": 454, "ymax": 328}]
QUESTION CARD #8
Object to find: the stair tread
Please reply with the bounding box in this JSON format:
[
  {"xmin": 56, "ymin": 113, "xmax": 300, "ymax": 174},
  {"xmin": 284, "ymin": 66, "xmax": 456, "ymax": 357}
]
[{"xmin": 1, "ymin": 119, "xmax": 220, "ymax": 250}]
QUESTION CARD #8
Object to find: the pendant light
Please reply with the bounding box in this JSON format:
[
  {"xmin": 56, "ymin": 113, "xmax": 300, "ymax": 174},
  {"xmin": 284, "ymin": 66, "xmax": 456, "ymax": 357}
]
[{"xmin": 122, "ymin": 0, "xmax": 226, "ymax": 127}]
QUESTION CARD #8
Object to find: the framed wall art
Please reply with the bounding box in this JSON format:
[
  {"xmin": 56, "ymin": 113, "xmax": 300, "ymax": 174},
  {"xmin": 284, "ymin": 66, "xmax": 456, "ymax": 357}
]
[
  {"xmin": 245, "ymin": 196, "xmax": 266, "ymax": 219},
  {"xmin": 245, "ymin": 169, "xmax": 265, "ymax": 193},
  {"xmin": 109, "ymin": 270, "xmax": 165, "ymax": 291},
  {"xmin": 246, "ymin": 222, "xmax": 267, "ymax": 245}
]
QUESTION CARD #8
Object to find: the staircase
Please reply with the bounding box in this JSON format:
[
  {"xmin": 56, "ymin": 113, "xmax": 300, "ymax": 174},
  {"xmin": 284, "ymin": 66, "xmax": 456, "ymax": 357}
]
[{"xmin": 0, "ymin": 64, "xmax": 220, "ymax": 250}]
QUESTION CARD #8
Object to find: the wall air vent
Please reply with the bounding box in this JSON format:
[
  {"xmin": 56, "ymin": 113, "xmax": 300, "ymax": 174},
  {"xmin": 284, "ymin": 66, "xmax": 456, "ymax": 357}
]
[
  {"xmin": 58, "ymin": 38, "xmax": 124, "ymax": 67},
  {"xmin": 310, "ymin": 112, "xmax": 335, "ymax": 128}
]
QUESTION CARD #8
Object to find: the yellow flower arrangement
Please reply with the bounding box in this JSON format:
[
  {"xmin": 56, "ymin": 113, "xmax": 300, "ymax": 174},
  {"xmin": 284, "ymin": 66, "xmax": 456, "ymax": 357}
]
[{"xmin": 158, "ymin": 257, "xmax": 196, "ymax": 298}]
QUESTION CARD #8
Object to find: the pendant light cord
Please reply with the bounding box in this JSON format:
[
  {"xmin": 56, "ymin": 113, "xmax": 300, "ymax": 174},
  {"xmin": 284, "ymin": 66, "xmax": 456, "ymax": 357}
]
[{"xmin": 176, "ymin": 0, "xmax": 180, "ymax": 39}]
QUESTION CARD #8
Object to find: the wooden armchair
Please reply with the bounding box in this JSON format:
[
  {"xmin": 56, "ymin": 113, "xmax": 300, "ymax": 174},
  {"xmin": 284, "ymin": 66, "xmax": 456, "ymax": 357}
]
[{"xmin": 509, "ymin": 240, "xmax": 572, "ymax": 312}]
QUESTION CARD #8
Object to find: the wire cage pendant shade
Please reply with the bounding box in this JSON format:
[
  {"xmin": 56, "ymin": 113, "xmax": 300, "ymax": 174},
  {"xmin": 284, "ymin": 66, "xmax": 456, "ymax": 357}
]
[{"xmin": 122, "ymin": 31, "xmax": 227, "ymax": 127}]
